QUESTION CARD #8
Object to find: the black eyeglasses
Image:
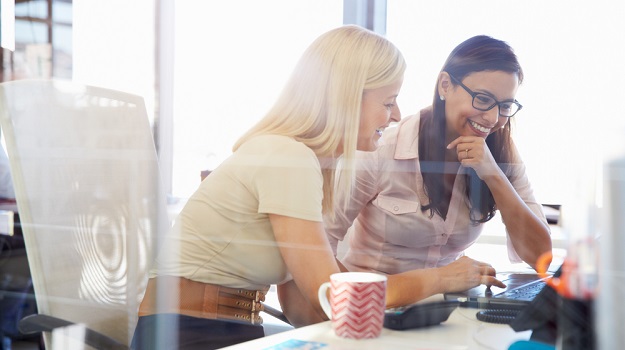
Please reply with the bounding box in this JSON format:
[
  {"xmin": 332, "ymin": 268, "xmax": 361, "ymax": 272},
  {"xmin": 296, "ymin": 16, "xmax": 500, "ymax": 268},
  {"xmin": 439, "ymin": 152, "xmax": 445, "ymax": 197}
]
[{"xmin": 448, "ymin": 73, "xmax": 522, "ymax": 117}]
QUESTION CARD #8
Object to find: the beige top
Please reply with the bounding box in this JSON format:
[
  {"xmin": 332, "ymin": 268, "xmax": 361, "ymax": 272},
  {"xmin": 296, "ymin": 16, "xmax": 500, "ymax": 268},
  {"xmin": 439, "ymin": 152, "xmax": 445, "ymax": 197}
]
[{"xmin": 150, "ymin": 134, "xmax": 323, "ymax": 291}]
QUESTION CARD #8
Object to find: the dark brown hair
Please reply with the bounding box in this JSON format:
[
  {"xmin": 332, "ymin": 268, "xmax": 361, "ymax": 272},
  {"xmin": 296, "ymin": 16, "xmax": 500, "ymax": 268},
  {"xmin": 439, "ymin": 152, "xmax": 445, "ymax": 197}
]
[{"xmin": 419, "ymin": 35, "xmax": 523, "ymax": 223}]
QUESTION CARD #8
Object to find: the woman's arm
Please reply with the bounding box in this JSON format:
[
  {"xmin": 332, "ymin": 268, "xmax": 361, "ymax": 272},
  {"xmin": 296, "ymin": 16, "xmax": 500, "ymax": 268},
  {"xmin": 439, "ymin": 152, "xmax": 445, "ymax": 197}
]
[
  {"xmin": 270, "ymin": 214, "xmax": 341, "ymax": 327},
  {"xmin": 276, "ymin": 256, "xmax": 349, "ymax": 327},
  {"xmin": 278, "ymin": 251, "xmax": 505, "ymax": 317},
  {"xmin": 277, "ymin": 280, "xmax": 324, "ymax": 327},
  {"xmin": 482, "ymin": 169, "xmax": 551, "ymax": 268},
  {"xmin": 274, "ymin": 211, "xmax": 507, "ymax": 313},
  {"xmin": 385, "ymin": 256, "xmax": 505, "ymax": 308},
  {"xmin": 448, "ymin": 137, "xmax": 552, "ymax": 269}
]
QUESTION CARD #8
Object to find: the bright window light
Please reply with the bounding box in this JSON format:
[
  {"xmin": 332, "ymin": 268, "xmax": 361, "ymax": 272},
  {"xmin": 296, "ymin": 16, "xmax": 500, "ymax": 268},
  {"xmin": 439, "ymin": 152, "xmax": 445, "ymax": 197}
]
[{"xmin": 1, "ymin": 0, "xmax": 15, "ymax": 51}]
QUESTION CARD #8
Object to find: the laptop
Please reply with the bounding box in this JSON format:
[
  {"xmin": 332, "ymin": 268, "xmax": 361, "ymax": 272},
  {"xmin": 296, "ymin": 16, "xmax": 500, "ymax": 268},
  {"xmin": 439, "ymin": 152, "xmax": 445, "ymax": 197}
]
[{"xmin": 443, "ymin": 272, "xmax": 552, "ymax": 310}]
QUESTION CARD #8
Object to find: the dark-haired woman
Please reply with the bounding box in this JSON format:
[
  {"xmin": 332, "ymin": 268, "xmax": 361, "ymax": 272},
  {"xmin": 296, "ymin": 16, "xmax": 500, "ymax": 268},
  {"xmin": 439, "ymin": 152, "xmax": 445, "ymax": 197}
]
[{"xmin": 325, "ymin": 35, "xmax": 551, "ymax": 302}]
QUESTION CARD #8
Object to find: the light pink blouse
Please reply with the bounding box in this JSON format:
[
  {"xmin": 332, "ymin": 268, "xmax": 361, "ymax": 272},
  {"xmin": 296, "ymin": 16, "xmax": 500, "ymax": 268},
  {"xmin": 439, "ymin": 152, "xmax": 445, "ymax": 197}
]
[{"xmin": 324, "ymin": 111, "xmax": 547, "ymax": 274}]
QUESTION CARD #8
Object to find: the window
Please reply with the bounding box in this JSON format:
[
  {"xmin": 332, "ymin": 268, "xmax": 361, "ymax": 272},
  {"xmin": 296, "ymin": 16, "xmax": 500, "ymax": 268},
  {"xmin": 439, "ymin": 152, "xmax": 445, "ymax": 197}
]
[{"xmin": 1, "ymin": 0, "xmax": 72, "ymax": 81}]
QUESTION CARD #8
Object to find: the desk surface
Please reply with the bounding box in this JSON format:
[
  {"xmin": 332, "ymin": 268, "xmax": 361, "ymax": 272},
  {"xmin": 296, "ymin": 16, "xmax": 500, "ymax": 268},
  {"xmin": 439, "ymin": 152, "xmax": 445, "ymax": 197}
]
[{"xmin": 222, "ymin": 301, "xmax": 531, "ymax": 350}]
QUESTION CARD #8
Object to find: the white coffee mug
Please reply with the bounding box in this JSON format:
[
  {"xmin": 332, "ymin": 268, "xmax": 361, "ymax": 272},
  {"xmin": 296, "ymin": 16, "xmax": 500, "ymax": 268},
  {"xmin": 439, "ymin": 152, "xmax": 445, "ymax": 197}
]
[{"xmin": 318, "ymin": 272, "xmax": 387, "ymax": 339}]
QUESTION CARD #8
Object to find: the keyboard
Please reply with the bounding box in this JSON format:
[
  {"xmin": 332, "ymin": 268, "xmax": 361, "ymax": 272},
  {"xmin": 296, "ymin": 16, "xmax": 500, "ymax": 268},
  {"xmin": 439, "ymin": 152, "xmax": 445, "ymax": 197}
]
[{"xmin": 495, "ymin": 280, "xmax": 547, "ymax": 302}]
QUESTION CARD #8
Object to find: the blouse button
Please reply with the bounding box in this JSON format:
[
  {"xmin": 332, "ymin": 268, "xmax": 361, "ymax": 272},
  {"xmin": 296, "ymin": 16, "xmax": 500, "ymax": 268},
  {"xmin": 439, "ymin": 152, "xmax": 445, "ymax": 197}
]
[{"xmin": 393, "ymin": 205, "xmax": 399, "ymax": 211}]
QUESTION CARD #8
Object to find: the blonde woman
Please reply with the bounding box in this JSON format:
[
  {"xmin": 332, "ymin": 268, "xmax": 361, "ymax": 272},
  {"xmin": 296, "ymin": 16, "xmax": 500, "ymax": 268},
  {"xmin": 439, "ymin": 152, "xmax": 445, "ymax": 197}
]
[{"xmin": 132, "ymin": 25, "xmax": 405, "ymax": 349}]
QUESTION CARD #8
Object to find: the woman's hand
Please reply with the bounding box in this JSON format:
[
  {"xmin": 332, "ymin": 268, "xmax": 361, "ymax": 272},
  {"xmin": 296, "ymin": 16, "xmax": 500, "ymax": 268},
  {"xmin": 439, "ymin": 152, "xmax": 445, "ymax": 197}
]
[
  {"xmin": 438, "ymin": 256, "xmax": 506, "ymax": 292},
  {"xmin": 385, "ymin": 256, "xmax": 506, "ymax": 308},
  {"xmin": 447, "ymin": 136, "xmax": 501, "ymax": 180}
]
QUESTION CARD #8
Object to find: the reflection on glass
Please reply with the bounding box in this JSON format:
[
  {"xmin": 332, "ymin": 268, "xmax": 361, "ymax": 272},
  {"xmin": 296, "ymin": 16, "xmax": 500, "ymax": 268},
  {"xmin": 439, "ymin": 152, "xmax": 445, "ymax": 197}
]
[
  {"xmin": 15, "ymin": 0, "xmax": 48, "ymax": 18},
  {"xmin": 53, "ymin": 25, "xmax": 72, "ymax": 79},
  {"xmin": 52, "ymin": 1, "xmax": 72, "ymax": 23},
  {"xmin": 15, "ymin": 20, "xmax": 48, "ymax": 43}
]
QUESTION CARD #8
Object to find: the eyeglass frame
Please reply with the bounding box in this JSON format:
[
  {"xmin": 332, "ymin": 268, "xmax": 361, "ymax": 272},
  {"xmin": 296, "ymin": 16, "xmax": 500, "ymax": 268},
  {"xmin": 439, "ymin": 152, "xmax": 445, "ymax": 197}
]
[{"xmin": 447, "ymin": 73, "xmax": 523, "ymax": 117}]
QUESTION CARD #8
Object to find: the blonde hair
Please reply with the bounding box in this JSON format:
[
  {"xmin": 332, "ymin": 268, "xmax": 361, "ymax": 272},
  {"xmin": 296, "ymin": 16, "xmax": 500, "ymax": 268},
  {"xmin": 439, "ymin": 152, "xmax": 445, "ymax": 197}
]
[{"xmin": 234, "ymin": 25, "xmax": 405, "ymax": 213}]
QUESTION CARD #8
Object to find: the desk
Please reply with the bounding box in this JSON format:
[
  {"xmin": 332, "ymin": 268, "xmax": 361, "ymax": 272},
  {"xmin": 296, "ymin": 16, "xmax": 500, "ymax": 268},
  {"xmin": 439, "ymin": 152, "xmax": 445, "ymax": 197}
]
[{"xmin": 222, "ymin": 299, "xmax": 532, "ymax": 350}]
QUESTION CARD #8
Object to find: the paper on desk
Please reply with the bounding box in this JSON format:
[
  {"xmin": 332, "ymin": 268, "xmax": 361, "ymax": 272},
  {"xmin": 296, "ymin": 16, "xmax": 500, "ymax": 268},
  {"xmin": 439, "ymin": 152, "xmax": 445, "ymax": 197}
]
[{"xmin": 263, "ymin": 339, "xmax": 327, "ymax": 350}]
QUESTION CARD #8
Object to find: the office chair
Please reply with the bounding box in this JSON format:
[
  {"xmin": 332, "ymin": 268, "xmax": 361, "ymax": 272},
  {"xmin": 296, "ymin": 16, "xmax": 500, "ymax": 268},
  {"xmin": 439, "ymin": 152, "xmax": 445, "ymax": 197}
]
[{"xmin": 0, "ymin": 79, "xmax": 169, "ymax": 349}]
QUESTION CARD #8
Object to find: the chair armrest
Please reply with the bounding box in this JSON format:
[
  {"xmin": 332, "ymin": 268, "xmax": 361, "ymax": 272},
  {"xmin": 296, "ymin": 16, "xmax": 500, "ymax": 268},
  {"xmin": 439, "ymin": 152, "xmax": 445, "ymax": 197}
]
[
  {"xmin": 19, "ymin": 314, "xmax": 129, "ymax": 350},
  {"xmin": 263, "ymin": 304, "xmax": 291, "ymax": 325}
]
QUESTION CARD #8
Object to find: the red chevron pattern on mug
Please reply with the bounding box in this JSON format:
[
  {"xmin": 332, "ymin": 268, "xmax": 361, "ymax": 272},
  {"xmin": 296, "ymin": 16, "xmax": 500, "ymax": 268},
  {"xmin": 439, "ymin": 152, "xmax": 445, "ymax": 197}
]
[{"xmin": 330, "ymin": 279, "xmax": 386, "ymax": 339}]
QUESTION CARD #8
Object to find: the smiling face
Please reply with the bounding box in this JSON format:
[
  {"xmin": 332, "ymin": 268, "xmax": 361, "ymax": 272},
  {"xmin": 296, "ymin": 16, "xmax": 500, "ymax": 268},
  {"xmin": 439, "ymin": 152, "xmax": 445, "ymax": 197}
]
[
  {"xmin": 357, "ymin": 79, "xmax": 403, "ymax": 151},
  {"xmin": 439, "ymin": 70, "xmax": 519, "ymax": 142}
]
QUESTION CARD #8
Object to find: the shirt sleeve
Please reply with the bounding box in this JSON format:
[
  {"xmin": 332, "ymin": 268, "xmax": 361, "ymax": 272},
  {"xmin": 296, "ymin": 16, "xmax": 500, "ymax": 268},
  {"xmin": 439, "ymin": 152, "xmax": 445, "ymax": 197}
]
[
  {"xmin": 324, "ymin": 150, "xmax": 381, "ymax": 256},
  {"xmin": 253, "ymin": 139, "xmax": 324, "ymax": 222},
  {"xmin": 504, "ymin": 149, "xmax": 549, "ymax": 263}
]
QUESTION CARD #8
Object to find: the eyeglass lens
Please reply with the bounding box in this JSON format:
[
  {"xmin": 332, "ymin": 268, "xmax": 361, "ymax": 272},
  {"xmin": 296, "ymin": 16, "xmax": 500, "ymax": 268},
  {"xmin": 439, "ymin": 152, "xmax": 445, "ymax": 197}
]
[{"xmin": 472, "ymin": 94, "xmax": 519, "ymax": 117}]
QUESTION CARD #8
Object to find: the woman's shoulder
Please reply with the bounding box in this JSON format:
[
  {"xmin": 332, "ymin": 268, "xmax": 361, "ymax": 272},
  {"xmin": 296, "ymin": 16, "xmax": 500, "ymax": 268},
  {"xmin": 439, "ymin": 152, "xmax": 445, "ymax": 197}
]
[
  {"xmin": 238, "ymin": 134, "xmax": 318, "ymax": 162},
  {"xmin": 241, "ymin": 134, "xmax": 309, "ymax": 151}
]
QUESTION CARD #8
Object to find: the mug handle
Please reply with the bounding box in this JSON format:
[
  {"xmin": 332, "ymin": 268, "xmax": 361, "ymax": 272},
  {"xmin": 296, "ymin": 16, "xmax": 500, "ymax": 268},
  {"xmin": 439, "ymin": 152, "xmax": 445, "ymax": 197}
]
[{"xmin": 317, "ymin": 282, "xmax": 332, "ymax": 319}]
